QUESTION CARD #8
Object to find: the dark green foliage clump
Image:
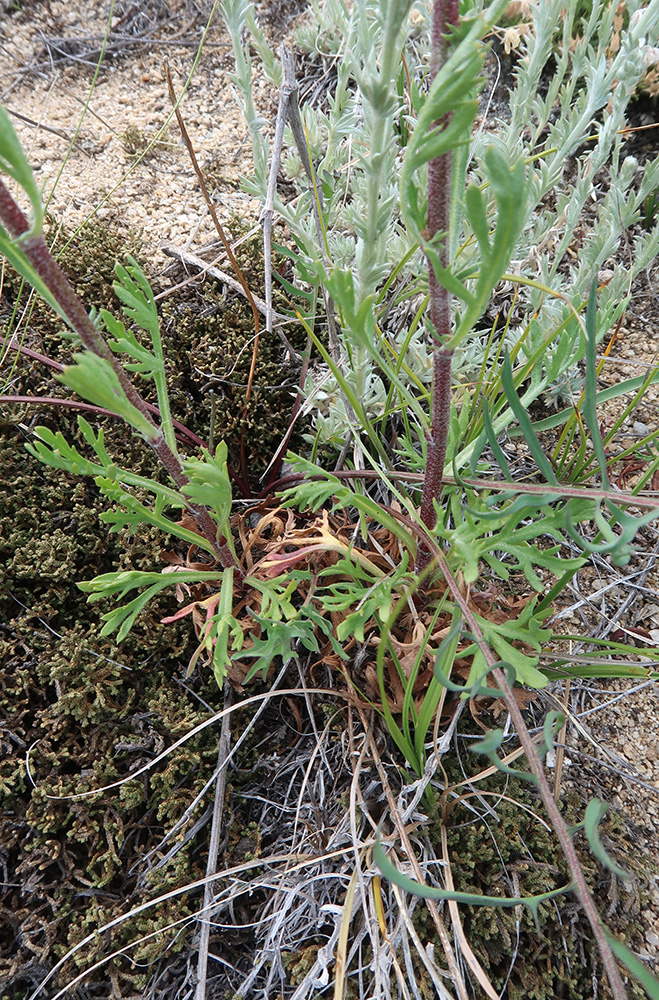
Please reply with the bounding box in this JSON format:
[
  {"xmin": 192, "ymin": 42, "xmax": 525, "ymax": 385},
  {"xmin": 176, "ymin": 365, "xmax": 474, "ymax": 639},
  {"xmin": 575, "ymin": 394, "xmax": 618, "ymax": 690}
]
[
  {"xmin": 0, "ymin": 414, "xmax": 225, "ymax": 994},
  {"xmin": 0, "ymin": 214, "xmax": 306, "ymax": 996}
]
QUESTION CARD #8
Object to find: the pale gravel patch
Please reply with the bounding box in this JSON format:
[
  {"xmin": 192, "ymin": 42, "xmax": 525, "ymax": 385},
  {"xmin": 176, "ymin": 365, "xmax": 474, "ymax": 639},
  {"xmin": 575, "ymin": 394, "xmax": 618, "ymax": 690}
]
[{"xmin": 0, "ymin": 0, "xmax": 263, "ymax": 253}]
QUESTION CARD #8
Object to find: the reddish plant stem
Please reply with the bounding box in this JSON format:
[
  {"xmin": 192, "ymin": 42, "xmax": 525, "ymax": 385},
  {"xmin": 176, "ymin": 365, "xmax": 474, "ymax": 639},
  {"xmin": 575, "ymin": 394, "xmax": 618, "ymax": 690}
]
[
  {"xmin": 419, "ymin": 347, "xmax": 453, "ymax": 533},
  {"xmin": 261, "ymin": 467, "xmax": 659, "ymax": 510},
  {"xmin": 1, "ymin": 337, "xmax": 209, "ymax": 449},
  {"xmin": 0, "ymin": 180, "xmax": 243, "ymax": 578},
  {"xmin": 417, "ymin": 0, "xmax": 460, "ymax": 572}
]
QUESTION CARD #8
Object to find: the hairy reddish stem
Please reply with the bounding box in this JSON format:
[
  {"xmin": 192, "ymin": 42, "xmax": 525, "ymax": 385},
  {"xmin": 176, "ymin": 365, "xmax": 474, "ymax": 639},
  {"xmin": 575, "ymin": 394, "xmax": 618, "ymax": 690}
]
[{"xmin": 416, "ymin": 0, "xmax": 460, "ymax": 573}]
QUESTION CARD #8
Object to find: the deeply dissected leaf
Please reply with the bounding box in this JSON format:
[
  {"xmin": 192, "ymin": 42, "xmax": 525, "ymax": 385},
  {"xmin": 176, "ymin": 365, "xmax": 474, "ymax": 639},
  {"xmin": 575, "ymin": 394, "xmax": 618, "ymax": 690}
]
[
  {"xmin": 27, "ymin": 418, "xmax": 217, "ymax": 555},
  {"xmin": 278, "ymin": 455, "xmax": 343, "ymax": 512},
  {"xmin": 96, "ymin": 478, "xmax": 217, "ymax": 554},
  {"xmin": 182, "ymin": 443, "xmax": 233, "ymax": 530},
  {"xmin": 78, "ymin": 568, "xmax": 224, "ymax": 642},
  {"xmin": 235, "ymin": 612, "xmax": 320, "ymax": 682},
  {"xmin": 460, "ymin": 604, "xmax": 552, "ymax": 690},
  {"xmin": 102, "ymin": 309, "xmax": 162, "ymax": 378},
  {"xmin": 112, "ymin": 256, "xmax": 160, "ymax": 339}
]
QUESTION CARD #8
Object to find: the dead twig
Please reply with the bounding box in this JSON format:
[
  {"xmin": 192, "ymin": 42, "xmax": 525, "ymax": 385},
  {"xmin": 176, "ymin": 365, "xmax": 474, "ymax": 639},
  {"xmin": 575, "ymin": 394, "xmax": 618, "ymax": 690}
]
[{"xmin": 160, "ymin": 241, "xmax": 296, "ymax": 351}]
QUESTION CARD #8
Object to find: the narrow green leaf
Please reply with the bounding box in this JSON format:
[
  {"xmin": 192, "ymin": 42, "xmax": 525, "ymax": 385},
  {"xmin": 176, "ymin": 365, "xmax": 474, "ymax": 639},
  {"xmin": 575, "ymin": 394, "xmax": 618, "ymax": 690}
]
[
  {"xmin": 500, "ymin": 354, "xmax": 559, "ymax": 485},
  {"xmin": 0, "ymin": 228, "xmax": 64, "ymax": 319},
  {"xmin": 471, "ymin": 728, "xmax": 539, "ymax": 784},
  {"xmin": 582, "ymin": 280, "xmax": 610, "ymax": 487},
  {"xmin": 482, "ymin": 398, "xmax": 512, "ymax": 479},
  {"xmin": 0, "ymin": 104, "xmax": 43, "ymax": 235},
  {"xmin": 583, "ymin": 800, "xmax": 631, "ymax": 881},
  {"xmin": 509, "ymin": 369, "xmax": 659, "ymax": 436},
  {"xmin": 374, "ymin": 838, "xmax": 572, "ymax": 917},
  {"xmin": 604, "ymin": 930, "xmax": 659, "ymax": 998}
]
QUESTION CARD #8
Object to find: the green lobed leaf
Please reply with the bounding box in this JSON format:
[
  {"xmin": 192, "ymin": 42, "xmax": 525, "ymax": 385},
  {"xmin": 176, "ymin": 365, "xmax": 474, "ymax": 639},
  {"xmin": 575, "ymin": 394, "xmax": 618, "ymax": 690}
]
[
  {"xmin": 27, "ymin": 423, "xmax": 108, "ymax": 478},
  {"xmin": 563, "ymin": 497, "xmax": 659, "ymax": 567},
  {"xmin": 79, "ymin": 568, "xmax": 223, "ymax": 600},
  {"xmin": 278, "ymin": 457, "xmax": 343, "ymax": 512},
  {"xmin": 78, "ymin": 568, "xmax": 224, "ymax": 642},
  {"xmin": 102, "ymin": 309, "xmax": 162, "ymax": 378},
  {"xmin": 234, "ymin": 612, "xmax": 320, "ymax": 682},
  {"xmin": 96, "ymin": 478, "xmax": 217, "ymax": 554},
  {"xmin": 206, "ymin": 569, "xmax": 243, "ymax": 686},
  {"xmin": 182, "ymin": 442, "xmax": 233, "ymax": 530},
  {"xmin": 459, "ymin": 606, "xmax": 551, "ymax": 690},
  {"xmin": 112, "ymin": 256, "xmax": 160, "ymax": 338},
  {"xmin": 248, "ymin": 577, "xmax": 299, "ymax": 623},
  {"xmin": 27, "ymin": 420, "xmax": 196, "ymax": 535},
  {"xmin": 58, "ymin": 352, "xmax": 159, "ymax": 440}
]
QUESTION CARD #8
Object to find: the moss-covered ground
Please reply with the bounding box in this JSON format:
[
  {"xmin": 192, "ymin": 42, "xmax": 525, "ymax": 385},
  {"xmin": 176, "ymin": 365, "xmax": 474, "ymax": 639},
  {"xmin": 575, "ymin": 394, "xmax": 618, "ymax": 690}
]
[{"xmin": 0, "ymin": 216, "xmax": 307, "ymax": 996}]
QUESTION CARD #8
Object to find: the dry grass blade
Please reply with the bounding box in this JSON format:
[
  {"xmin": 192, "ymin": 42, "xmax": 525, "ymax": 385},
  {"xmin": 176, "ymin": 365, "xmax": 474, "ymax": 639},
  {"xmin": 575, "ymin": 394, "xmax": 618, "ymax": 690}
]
[
  {"xmin": 164, "ymin": 57, "xmax": 263, "ymax": 487},
  {"xmin": 195, "ymin": 682, "xmax": 233, "ymax": 1000},
  {"xmin": 333, "ymin": 865, "xmax": 360, "ymax": 1000},
  {"xmin": 359, "ymin": 714, "xmax": 469, "ymax": 999},
  {"xmin": 439, "ymin": 824, "xmax": 499, "ymax": 1000}
]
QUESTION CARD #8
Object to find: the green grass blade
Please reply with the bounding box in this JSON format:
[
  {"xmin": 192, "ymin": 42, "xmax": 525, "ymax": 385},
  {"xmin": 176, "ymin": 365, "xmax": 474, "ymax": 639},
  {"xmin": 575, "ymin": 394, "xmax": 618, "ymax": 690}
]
[{"xmin": 500, "ymin": 354, "xmax": 558, "ymax": 485}]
